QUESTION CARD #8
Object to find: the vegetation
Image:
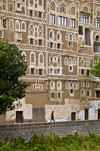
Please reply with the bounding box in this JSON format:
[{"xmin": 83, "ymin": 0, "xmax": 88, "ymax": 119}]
[
  {"xmin": 90, "ymin": 57, "xmax": 100, "ymax": 79},
  {"xmin": 1, "ymin": 133, "xmax": 100, "ymax": 151},
  {"xmin": 0, "ymin": 41, "xmax": 30, "ymax": 114}
]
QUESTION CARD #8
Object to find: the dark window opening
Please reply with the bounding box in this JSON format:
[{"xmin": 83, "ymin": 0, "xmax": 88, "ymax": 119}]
[
  {"xmin": 81, "ymin": 69, "xmax": 84, "ymax": 74},
  {"xmin": 79, "ymin": 26, "xmax": 83, "ymax": 35},
  {"xmin": 50, "ymin": 42, "xmax": 53, "ymax": 48},
  {"xmin": 29, "ymin": 10, "xmax": 33, "ymax": 16},
  {"xmin": 96, "ymin": 35, "xmax": 99, "ymax": 41},
  {"xmin": 30, "ymin": 38, "xmax": 33, "ymax": 45},
  {"xmin": 31, "ymin": 68, "xmax": 35, "ymax": 74},
  {"xmin": 70, "ymin": 89, "xmax": 73, "ymax": 93},
  {"xmin": 38, "ymin": 39, "xmax": 42, "ymax": 45},
  {"xmin": 87, "ymin": 91, "xmax": 89, "ymax": 96},
  {"xmin": 39, "ymin": 12, "xmax": 42, "ymax": 18},
  {"xmin": 96, "ymin": 91, "xmax": 100, "ymax": 98},
  {"xmin": 58, "ymin": 93, "xmax": 60, "ymax": 98},
  {"xmin": 39, "ymin": 69, "xmax": 43, "ymax": 75},
  {"xmin": 87, "ymin": 70, "xmax": 89, "ymax": 76},
  {"xmin": 57, "ymin": 43, "xmax": 60, "ymax": 49}
]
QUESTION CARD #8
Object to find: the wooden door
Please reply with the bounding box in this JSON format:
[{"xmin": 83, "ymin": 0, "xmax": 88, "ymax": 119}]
[
  {"xmin": 71, "ymin": 112, "xmax": 76, "ymax": 121},
  {"xmin": 98, "ymin": 109, "xmax": 100, "ymax": 120},
  {"xmin": 16, "ymin": 111, "xmax": 23, "ymax": 123},
  {"xmin": 85, "ymin": 109, "xmax": 88, "ymax": 120}
]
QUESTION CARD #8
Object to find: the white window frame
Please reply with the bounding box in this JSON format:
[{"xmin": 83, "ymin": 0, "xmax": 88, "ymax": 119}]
[{"xmin": 69, "ymin": 65, "xmax": 73, "ymax": 72}]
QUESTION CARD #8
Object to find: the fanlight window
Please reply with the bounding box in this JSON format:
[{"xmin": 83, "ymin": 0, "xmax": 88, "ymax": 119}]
[
  {"xmin": 71, "ymin": 6, "xmax": 75, "ymax": 15},
  {"xmin": 39, "ymin": 0, "xmax": 42, "ymax": 6},
  {"xmin": 50, "ymin": 2, "xmax": 55, "ymax": 11},
  {"xmin": 97, "ymin": 10, "xmax": 100, "ymax": 17},
  {"xmin": 83, "ymin": 6, "xmax": 88, "ymax": 13},
  {"xmin": 59, "ymin": 4, "xmax": 66, "ymax": 13}
]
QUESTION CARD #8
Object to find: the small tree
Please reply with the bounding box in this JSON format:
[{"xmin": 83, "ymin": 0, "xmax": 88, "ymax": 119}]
[
  {"xmin": 90, "ymin": 57, "xmax": 100, "ymax": 79},
  {"xmin": 0, "ymin": 41, "xmax": 30, "ymax": 114}
]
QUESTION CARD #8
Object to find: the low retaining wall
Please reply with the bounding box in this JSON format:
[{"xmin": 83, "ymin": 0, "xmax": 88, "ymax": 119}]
[{"xmin": 0, "ymin": 120, "xmax": 100, "ymax": 142}]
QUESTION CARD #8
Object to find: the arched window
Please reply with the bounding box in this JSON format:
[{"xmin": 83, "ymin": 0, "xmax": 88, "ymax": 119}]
[
  {"xmin": 57, "ymin": 33, "xmax": 60, "ymax": 40},
  {"xmin": 83, "ymin": 6, "xmax": 88, "ymax": 13},
  {"xmin": 22, "ymin": 52, "xmax": 26, "ymax": 61},
  {"xmin": 65, "ymin": 57, "xmax": 68, "ymax": 65},
  {"xmin": 96, "ymin": 35, "xmax": 99, "ymax": 41},
  {"xmin": 66, "ymin": 33, "xmax": 69, "ymax": 40},
  {"xmin": 31, "ymin": 54, "xmax": 34, "ymax": 63},
  {"xmin": 50, "ymin": 2, "xmax": 55, "ymax": 11},
  {"xmin": 73, "ymin": 35, "xmax": 76, "ymax": 41},
  {"xmin": 73, "ymin": 58, "xmax": 76, "ymax": 65},
  {"xmin": 15, "ymin": 20, "xmax": 20, "ymax": 30},
  {"xmin": 50, "ymin": 31, "xmax": 53, "ymax": 38},
  {"xmin": 71, "ymin": 6, "xmax": 75, "ymax": 15},
  {"xmin": 3, "ymin": 19, "xmax": 6, "ymax": 28},
  {"xmin": 31, "ymin": 53, "xmax": 35, "ymax": 64},
  {"xmin": 65, "ymin": 82, "xmax": 69, "ymax": 89},
  {"xmin": 10, "ymin": 20, "xmax": 14, "ymax": 30},
  {"xmin": 40, "ymin": 53, "xmax": 43, "ymax": 63},
  {"xmin": 97, "ymin": 10, "xmax": 100, "ymax": 17},
  {"xmin": 69, "ymin": 58, "xmax": 72, "ymax": 64},
  {"xmin": 22, "ymin": 23, "xmax": 25, "ymax": 30},
  {"xmin": 70, "ymin": 35, "xmax": 72, "ymax": 41}
]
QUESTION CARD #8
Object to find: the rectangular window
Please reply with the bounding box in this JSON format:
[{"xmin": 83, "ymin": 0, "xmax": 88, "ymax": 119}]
[
  {"xmin": 96, "ymin": 19, "xmax": 100, "ymax": 29},
  {"xmin": 57, "ymin": 69, "xmax": 60, "ymax": 74},
  {"xmin": 70, "ymin": 89, "xmax": 73, "ymax": 93},
  {"xmin": 57, "ymin": 43, "xmax": 60, "ymax": 49},
  {"xmin": 30, "ymin": 0, "xmax": 33, "ymax": 4},
  {"xmin": 71, "ymin": 19, "xmax": 75, "ymax": 28},
  {"xmin": 50, "ymin": 14, "xmax": 55, "ymax": 24},
  {"xmin": 81, "ymin": 14, "xmax": 89, "ymax": 23},
  {"xmin": 81, "ymin": 69, "xmax": 84, "ymax": 74},
  {"xmin": 50, "ymin": 68, "xmax": 53, "ymax": 74},
  {"xmin": 51, "ymin": 93, "xmax": 56, "ymax": 98},
  {"xmin": 87, "ymin": 70, "xmax": 89, "ymax": 76},
  {"xmin": 30, "ymin": 38, "xmax": 34, "ymax": 45},
  {"xmin": 38, "ymin": 39, "xmax": 42, "ymax": 45},
  {"xmin": 29, "ymin": 10, "xmax": 33, "ymax": 16},
  {"xmin": 17, "ymin": 3, "xmax": 20, "ymax": 8},
  {"xmin": 96, "ymin": 91, "xmax": 100, "ymax": 98},
  {"xmin": 31, "ymin": 68, "xmax": 35, "ymax": 74},
  {"xmin": 79, "ymin": 26, "xmax": 83, "ymax": 35},
  {"xmin": 87, "ymin": 91, "xmax": 89, "ymax": 96},
  {"xmin": 38, "ymin": 12, "xmax": 42, "ymax": 18},
  {"xmin": 58, "ymin": 16, "xmax": 67, "ymax": 26},
  {"xmin": 58, "ymin": 93, "xmax": 60, "ymax": 98},
  {"xmin": 50, "ymin": 42, "xmax": 53, "ymax": 48},
  {"xmin": 69, "ymin": 41, "xmax": 73, "ymax": 47},
  {"xmin": 39, "ymin": 69, "xmax": 43, "ymax": 75}
]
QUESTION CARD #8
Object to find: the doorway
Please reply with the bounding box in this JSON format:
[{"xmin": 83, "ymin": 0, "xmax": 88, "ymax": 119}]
[
  {"xmin": 16, "ymin": 111, "xmax": 23, "ymax": 123},
  {"xmin": 85, "ymin": 109, "xmax": 88, "ymax": 120},
  {"xmin": 71, "ymin": 112, "xmax": 76, "ymax": 121},
  {"xmin": 98, "ymin": 109, "xmax": 100, "ymax": 120}
]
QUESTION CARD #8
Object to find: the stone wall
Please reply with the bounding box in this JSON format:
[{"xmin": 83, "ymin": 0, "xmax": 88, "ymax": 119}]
[{"xmin": 0, "ymin": 120, "xmax": 100, "ymax": 142}]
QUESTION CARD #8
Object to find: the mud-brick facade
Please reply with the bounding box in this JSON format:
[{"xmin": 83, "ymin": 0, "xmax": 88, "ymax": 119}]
[{"xmin": 1, "ymin": 0, "xmax": 100, "ymax": 124}]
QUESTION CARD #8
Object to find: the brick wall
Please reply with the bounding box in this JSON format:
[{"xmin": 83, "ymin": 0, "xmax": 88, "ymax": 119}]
[{"xmin": 0, "ymin": 120, "xmax": 100, "ymax": 142}]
